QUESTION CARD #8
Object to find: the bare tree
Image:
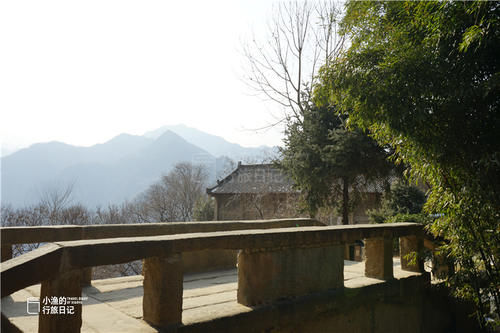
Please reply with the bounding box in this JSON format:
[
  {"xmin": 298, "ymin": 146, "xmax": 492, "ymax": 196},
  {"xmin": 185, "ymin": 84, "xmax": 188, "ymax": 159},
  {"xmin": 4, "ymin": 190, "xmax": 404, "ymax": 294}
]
[
  {"xmin": 136, "ymin": 184, "xmax": 179, "ymax": 222},
  {"xmin": 131, "ymin": 162, "xmax": 209, "ymax": 222},
  {"xmin": 1, "ymin": 204, "xmax": 45, "ymax": 255},
  {"xmin": 59, "ymin": 204, "xmax": 92, "ymax": 225},
  {"xmin": 38, "ymin": 181, "xmax": 75, "ymax": 225},
  {"xmin": 162, "ymin": 162, "xmax": 208, "ymax": 221},
  {"xmin": 243, "ymin": 1, "xmax": 344, "ymax": 125},
  {"xmin": 93, "ymin": 203, "xmax": 135, "ymax": 225},
  {"xmin": 121, "ymin": 200, "xmax": 153, "ymax": 224}
]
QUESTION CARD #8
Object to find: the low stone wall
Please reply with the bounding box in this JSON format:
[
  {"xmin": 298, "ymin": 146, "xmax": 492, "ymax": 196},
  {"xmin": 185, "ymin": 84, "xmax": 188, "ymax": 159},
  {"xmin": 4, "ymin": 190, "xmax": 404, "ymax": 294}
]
[
  {"xmin": 177, "ymin": 274, "xmax": 479, "ymax": 333},
  {"xmin": 1, "ymin": 218, "xmax": 324, "ymax": 280}
]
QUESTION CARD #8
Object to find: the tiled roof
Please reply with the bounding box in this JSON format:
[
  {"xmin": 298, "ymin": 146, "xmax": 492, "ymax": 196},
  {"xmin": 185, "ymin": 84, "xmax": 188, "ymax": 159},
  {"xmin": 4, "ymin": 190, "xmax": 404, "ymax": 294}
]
[
  {"xmin": 207, "ymin": 163, "xmax": 395, "ymax": 195},
  {"xmin": 207, "ymin": 163, "xmax": 296, "ymax": 194}
]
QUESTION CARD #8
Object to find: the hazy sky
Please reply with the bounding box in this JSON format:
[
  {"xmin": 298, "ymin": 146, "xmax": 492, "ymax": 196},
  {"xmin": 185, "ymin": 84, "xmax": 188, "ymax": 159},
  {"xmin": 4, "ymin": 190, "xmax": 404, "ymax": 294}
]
[{"xmin": 0, "ymin": 0, "xmax": 289, "ymax": 155}]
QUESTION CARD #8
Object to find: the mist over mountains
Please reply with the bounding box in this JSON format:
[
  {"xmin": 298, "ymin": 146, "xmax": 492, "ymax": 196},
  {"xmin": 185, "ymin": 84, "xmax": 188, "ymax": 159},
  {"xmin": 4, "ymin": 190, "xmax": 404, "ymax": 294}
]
[{"xmin": 1, "ymin": 125, "xmax": 278, "ymax": 208}]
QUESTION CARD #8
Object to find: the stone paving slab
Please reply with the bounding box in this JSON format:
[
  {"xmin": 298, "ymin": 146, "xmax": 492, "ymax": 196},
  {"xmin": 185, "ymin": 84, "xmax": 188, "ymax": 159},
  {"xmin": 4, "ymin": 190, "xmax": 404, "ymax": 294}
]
[
  {"xmin": 1, "ymin": 287, "xmax": 157, "ymax": 333},
  {"xmin": 1, "ymin": 289, "xmax": 39, "ymax": 333},
  {"xmin": 2, "ymin": 259, "xmax": 421, "ymax": 332},
  {"xmin": 184, "ymin": 282, "xmax": 237, "ymax": 299}
]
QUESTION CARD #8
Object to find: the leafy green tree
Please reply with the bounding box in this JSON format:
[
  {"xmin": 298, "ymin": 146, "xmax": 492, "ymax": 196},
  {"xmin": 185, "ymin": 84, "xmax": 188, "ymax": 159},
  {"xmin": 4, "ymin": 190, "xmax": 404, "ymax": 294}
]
[
  {"xmin": 280, "ymin": 104, "xmax": 391, "ymax": 224},
  {"xmin": 368, "ymin": 181, "xmax": 428, "ymax": 224},
  {"xmin": 318, "ymin": 1, "xmax": 499, "ymax": 328},
  {"xmin": 387, "ymin": 182, "xmax": 426, "ymax": 215}
]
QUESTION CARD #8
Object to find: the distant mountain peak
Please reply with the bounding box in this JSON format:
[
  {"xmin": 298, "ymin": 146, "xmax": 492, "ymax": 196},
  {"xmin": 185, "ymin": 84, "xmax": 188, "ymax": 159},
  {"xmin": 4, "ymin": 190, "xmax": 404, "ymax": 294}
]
[
  {"xmin": 152, "ymin": 129, "xmax": 187, "ymax": 144},
  {"xmin": 144, "ymin": 124, "xmax": 277, "ymax": 159},
  {"xmin": 2, "ymin": 125, "xmax": 277, "ymax": 208}
]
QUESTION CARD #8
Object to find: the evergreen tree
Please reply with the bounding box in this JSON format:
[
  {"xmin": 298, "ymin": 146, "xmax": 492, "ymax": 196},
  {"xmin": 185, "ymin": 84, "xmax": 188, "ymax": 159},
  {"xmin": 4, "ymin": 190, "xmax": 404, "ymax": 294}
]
[
  {"xmin": 280, "ymin": 104, "xmax": 391, "ymax": 224},
  {"xmin": 317, "ymin": 1, "xmax": 500, "ymax": 327}
]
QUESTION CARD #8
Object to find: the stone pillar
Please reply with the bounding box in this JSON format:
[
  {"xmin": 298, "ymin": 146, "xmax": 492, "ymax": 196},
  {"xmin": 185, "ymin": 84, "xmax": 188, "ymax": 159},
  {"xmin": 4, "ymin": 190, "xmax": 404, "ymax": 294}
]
[
  {"xmin": 354, "ymin": 244, "xmax": 363, "ymax": 262},
  {"xmin": 365, "ymin": 237, "xmax": 393, "ymax": 280},
  {"xmin": 39, "ymin": 270, "xmax": 82, "ymax": 333},
  {"xmin": 1, "ymin": 244, "xmax": 12, "ymax": 262},
  {"xmin": 80, "ymin": 268, "xmax": 92, "ymax": 287},
  {"xmin": 400, "ymin": 235, "xmax": 424, "ymax": 273},
  {"xmin": 142, "ymin": 254, "xmax": 183, "ymax": 329},
  {"xmin": 237, "ymin": 244, "xmax": 344, "ymax": 306}
]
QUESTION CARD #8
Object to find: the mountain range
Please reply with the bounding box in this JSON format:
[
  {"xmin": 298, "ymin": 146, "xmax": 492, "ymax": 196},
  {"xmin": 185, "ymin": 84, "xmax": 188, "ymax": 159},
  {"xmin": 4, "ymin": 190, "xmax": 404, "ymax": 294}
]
[{"xmin": 1, "ymin": 125, "xmax": 278, "ymax": 208}]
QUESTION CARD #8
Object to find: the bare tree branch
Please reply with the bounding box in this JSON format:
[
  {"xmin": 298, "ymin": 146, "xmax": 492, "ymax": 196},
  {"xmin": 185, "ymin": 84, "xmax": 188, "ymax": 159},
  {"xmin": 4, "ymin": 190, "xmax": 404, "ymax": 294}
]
[{"xmin": 242, "ymin": 1, "xmax": 345, "ymax": 127}]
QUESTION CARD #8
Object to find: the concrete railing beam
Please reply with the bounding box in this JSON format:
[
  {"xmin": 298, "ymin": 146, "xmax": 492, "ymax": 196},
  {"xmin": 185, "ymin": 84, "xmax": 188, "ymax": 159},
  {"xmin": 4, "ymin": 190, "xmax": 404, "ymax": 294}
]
[{"xmin": 2, "ymin": 223, "xmax": 423, "ymax": 298}]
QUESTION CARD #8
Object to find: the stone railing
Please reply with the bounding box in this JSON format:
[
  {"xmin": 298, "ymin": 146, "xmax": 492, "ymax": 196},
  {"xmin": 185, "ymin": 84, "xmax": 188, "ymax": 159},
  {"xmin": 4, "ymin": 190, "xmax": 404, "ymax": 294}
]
[
  {"xmin": 1, "ymin": 218, "xmax": 323, "ymax": 282},
  {"xmin": 1, "ymin": 222, "xmax": 425, "ymax": 333}
]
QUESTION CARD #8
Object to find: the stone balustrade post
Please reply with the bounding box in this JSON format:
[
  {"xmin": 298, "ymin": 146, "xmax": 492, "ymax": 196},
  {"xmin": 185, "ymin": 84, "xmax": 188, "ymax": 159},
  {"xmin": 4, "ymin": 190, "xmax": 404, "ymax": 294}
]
[
  {"xmin": 364, "ymin": 237, "xmax": 393, "ymax": 280},
  {"xmin": 38, "ymin": 270, "xmax": 83, "ymax": 333},
  {"xmin": 142, "ymin": 254, "xmax": 183, "ymax": 329},
  {"xmin": 1, "ymin": 244, "xmax": 12, "ymax": 262},
  {"xmin": 400, "ymin": 234, "xmax": 424, "ymax": 273},
  {"xmin": 237, "ymin": 244, "xmax": 344, "ymax": 306}
]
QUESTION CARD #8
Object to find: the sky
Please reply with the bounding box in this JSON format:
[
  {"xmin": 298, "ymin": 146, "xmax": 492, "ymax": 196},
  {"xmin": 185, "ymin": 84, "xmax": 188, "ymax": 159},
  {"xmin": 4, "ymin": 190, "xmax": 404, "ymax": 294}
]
[{"xmin": 0, "ymin": 0, "xmax": 290, "ymax": 156}]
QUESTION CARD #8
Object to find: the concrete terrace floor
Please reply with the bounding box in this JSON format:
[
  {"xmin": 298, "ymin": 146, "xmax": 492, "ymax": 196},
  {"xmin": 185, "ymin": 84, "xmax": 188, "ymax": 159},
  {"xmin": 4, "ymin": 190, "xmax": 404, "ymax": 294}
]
[{"xmin": 2, "ymin": 259, "xmax": 421, "ymax": 333}]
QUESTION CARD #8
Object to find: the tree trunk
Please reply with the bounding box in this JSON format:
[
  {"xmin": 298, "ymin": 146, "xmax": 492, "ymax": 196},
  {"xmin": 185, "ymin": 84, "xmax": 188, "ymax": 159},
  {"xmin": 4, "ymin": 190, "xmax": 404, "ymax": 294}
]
[{"xmin": 342, "ymin": 177, "xmax": 349, "ymax": 225}]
